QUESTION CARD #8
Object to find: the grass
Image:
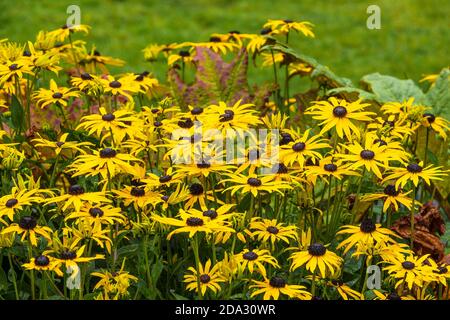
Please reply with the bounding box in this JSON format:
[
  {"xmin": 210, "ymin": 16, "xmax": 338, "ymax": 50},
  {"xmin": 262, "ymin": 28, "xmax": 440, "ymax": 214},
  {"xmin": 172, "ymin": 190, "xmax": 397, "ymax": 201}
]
[{"xmin": 0, "ymin": 0, "xmax": 448, "ymax": 83}]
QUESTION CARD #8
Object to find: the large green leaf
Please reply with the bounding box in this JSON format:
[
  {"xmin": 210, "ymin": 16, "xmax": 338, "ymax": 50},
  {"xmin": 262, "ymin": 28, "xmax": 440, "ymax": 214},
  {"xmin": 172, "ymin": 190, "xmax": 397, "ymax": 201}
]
[
  {"xmin": 361, "ymin": 73, "xmax": 426, "ymax": 104},
  {"xmin": 425, "ymin": 68, "xmax": 450, "ymax": 119}
]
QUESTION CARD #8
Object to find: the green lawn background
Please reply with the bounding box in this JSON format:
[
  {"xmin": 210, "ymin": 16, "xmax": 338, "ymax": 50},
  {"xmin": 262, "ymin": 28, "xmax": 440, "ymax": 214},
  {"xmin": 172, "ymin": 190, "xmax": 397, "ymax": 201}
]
[{"xmin": 0, "ymin": 0, "xmax": 448, "ymax": 83}]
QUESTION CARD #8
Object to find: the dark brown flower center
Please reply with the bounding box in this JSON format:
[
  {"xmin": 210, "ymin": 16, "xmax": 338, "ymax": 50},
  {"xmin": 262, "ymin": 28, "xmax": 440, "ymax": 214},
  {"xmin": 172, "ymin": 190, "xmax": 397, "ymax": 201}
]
[
  {"xmin": 68, "ymin": 184, "xmax": 84, "ymax": 195},
  {"xmin": 402, "ymin": 261, "xmax": 415, "ymax": 270},
  {"xmin": 130, "ymin": 187, "xmax": 145, "ymax": 197},
  {"xmin": 247, "ymin": 178, "xmax": 262, "ymax": 187},
  {"xmin": 99, "ymin": 148, "xmax": 117, "ymax": 158},
  {"xmin": 102, "ymin": 113, "xmax": 115, "ymax": 121},
  {"xmin": 333, "ymin": 106, "xmax": 347, "ymax": 118},
  {"xmin": 80, "ymin": 72, "xmax": 93, "ymax": 80},
  {"xmin": 243, "ymin": 251, "xmax": 258, "ymax": 261},
  {"xmin": 203, "ymin": 209, "xmax": 217, "ymax": 219},
  {"xmin": 161, "ymin": 195, "xmax": 169, "ymax": 202},
  {"xmin": 308, "ymin": 243, "xmax": 326, "ymax": 256},
  {"xmin": 179, "ymin": 50, "xmax": 190, "ymax": 57},
  {"xmin": 384, "ymin": 184, "xmax": 399, "ymax": 196},
  {"xmin": 56, "ymin": 141, "xmax": 65, "ymax": 147},
  {"xmin": 260, "ymin": 28, "xmax": 272, "ymax": 35},
  {"xmin": 196, "ymin": 161, "xmax": 211, "ymax": 169},
  {"xmin": 191, "ymin": 107, "xmax": 203, "ymax": 115},
  {"xmin": 52, "ymin": 92, "xmax": 63, "ymax": 99},
  {"xmin": 186, "ymin": 217, "xmax": 204, "ymax": 227},
  {"xmin": 89, "ymin": 207, "xmax": 104, "ymax": 218},
  {"xmin": 109, "ymin": 80, "xmax": 122, "ymax": 88},
  {"xmin": 269, "ymin": 276, "xmax": 286, "ymax": 288},
  {"xmin": 267, "ymin": 226, "xmax": 279, "ymax": 234},
  {"xmin": 159, "ymin": 175, "xmax": 172, "ymax": 183},
  {"xmin": 387, "ymin": 292, "xmax": 402, "ymax": 300},
  {"xmin": 324, "ymin": 163, "xmax": 337, "ymax": 172},
  {"xmin": 383, "ymin": 120, "xmax": 395, "ymax": 128},
  {"xmin": 219, "ymin": 109, "xmax": 234, "ymax": 122},
  {"xmin": 292, "ymin": 142, "xmax": 306, "ymax": 152},
  {"xmin": 60, "ymin": 250, "xmax": 77, "ymax": 260},
  {"xmin": 407, "ymin": 163, "xmax": 422, "ymax": 173},
  {"xmin": 273, "ymin": 163, "xmax": 288, "ymax": 174},
  {"xmin": 178, "ymin": 118, "xmax": 194, "ymax": 128},
  {"xmin": 153, "ymin": 120, "xmax": 162, "ymax": 127},
  {"xmin": 19, "ymin": 216, "xmax": 37, "ymax": 230},
  {"xmin": 374, "ymin": 139, "xmax": 387, "ymax": 146},
  {"xmin": 199, "ymin": 274, "xmax": 210, "ymax": 283},
  {"xmin": 5, "ymin": 198, "xmax": 18, "ymax": 208},
  {"xmin": 9, "ymin": 63, "xmax": 19, "ymax": 71},
  {"xmin": 189, "ymin": 183, "xmax": 204, "ymax": 196},
  {"xmin": 360, "ymin": 218, "xmax": 376, "ymax": 233},
  {"xmin": 423, "ymin": 113, "xmax": 435, "ymax": 124},
  {"xmin": 35, "ymin": 255, "xmax": 50, "ymax": 267},
  {"xmin": 209, "ymin": 36, "xmax": 221, "ymax": 42},
  {"xmin": 360, "ymin": 150, "xmax": 375, "ymax": 160},
  {"xmin": 279, "ymin": 132, "xmax": 294, "ymax": 146}
]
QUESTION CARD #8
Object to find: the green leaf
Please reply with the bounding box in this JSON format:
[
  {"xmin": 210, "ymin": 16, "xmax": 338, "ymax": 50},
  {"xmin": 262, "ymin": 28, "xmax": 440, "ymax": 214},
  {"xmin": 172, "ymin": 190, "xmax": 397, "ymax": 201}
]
[
  {"xmin": 170, "ymin": 290, "xmax": 189, "ymax": 300},
  {"xmin": 0, "ymin": 267, "xmax": 7, "ymax": 291},
  {"xmin": 424, "ymin": 68, "xmax": 450, "ymax": 119},
  {"xmin": 151, "ymin": 258, "xmax": 164, "ymax": 285},
  {"xmin": 10, "ymin": 94, "xmax": 25, "ymax": 133},
  {"xmin": 327, "ymin": 87, "xmax": 377, "ymax": 101},
  {"xmin": 361, "ymin": 73, "xmax": 426, "ymax": 103}
]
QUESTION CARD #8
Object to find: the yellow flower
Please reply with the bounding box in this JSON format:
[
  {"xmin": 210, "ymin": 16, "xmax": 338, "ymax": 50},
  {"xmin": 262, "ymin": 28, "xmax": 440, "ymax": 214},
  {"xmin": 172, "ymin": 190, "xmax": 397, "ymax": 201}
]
[
  {"xmin": 33, "ymin": 79, "xmax": 79, "ymax": 109},
  {"xmin": 22, "ymin": 254, "xmax": 63, "ymax": 277},
  {"xmin": 249, "ymin": 218, "xmax": 297, "ymax": 245},
  {"xmin": 0, "ymin": 187, "xmax": 43, "ymax": 221},
  {"xmin": 222, "ymin": 173, "xmax": 291, "ymax": 198},
  {"xmin": 361, "ymin": 184, "xmax": 413, "ymax": 212},
  {"xmin": 422, "ymin": 113, "xmax": 449, "ymax": 140},
  {"xmin": 289, "ymin": 242, "xmax": 342, "ymax": 277},
  {"xmin": 1, "ymin": 216, "xmax": 52, "ymax": 246},
  {"xmin": 100, "ymin": 75, "xmax": 141, "ymax": 101},
  {"xmin": 306, "ymin": 97, "xmax": 375, "ymax": 141},
  {"xmin": 32, "ymin": 132, "xmax": 93, "ymax": 157},
  {"xmin": 382, "ymin": 161, "xmax": 447, "ymax": 189},
  {"xmin": 250, "ymin": 276, "xmax": 311, "ymax": 300},
  {"xmin": 184, "ymin": 259, "xmax": 225, "ymax": 296},
  {"xmin": 263, "ymin": 19, "xmax": 315, "ymax": 37},
  {"xmin": 46, "ymin": 184, "xmax": 111, "ymax": 212},
  {"xmin": 48, "ymin": 24, "xmax": 90, "ymax": 42},
  {"xmin": 234, "ymin": 248, "xmax": 279, "ymax": 277}
]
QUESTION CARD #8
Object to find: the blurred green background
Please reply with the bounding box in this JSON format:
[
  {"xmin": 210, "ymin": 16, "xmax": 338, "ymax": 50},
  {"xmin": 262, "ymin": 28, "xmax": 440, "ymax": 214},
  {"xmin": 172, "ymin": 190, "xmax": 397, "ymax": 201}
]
[{"xmin": 0, "ymin": 0, "xmax": 448, "ymax": 83}]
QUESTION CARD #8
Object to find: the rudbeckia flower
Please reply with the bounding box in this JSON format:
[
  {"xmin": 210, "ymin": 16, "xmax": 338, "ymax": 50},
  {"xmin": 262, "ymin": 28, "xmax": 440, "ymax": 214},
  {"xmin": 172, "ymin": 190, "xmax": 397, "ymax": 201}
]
[
  {"xmin": 306, "ymin": 97, "xmax": 375, "ymax": 141},
  {"xmin": 47, "ymin": 24, "xmax": 90, "ymax": 42},
  {"xmin": 383, "ymin": 254, "xmax": 436, "ymax": 290},
  {"xmin": 263, "ymin": 19, "xmax": 315, "ymax": 37},
  {"xmin": 68, "ymin": 148, "xmax": 142, "ymax": 180},
  {"xmin": 64, "ymin": 203, "xmax": 125, "ymax": 227},
  {"xmin": 250, "ymin": 276, "xmax": 311, "ymax": 300},
  {"xmin": 32, "ymin": 132, "xmax": 93, "ymax": 157},
  {"xmin": 46, "ymin": 184, "xmax": 111, "ymax": 212},
  {"xmin": 382, "ymin": 161, "xmax": 447, "ymax": 189},
  {"xmin": 113, "ymin": 185, "xmax": 163, "ymax": 210},
  {"xmin": 1, "ymin": 216, "xmax": 52, "ymax": 246},
  {"xmin": 361, "ymin": 184, "xmax": 413, "ymax": 212},
  {"xmin": 92, "ymin": 259, "xmax": 138, "ymax": 299},
  {"xmin": 368, "ymin": 115, "xmax": 415, "ymax": 140},
  {"xmin": 152, "ymin": 208, "xmax": 235, "ymax": 240},
  {"xmin": 0, "ymin": 187, "xmax": 43, "ymax": 221},
  {"xmin": 304, "ymin": 156, "xmax": 360, "ymax": 184},
  {"xmin": 22, "ymin": 254, "xmax": 63, "ymax": 277},
  {"xmin": 0, "ymin": 59, "xmax": 33, "ymax": 84},
  {"xmin": 71, "ymin": 72, "xmax": 103, "ymax": 93},
  {"xmin": 100, "ymin": 75, "xmax": 141, "ymax": 101},
  {"xmin": 280, "ymin": 129, "xmax": 330, "ymax": 168},
  {"xmin": 184, "ymin": 182, "xmax": 222, "ymax": 210},
  {"xmin": 289, "ymin": 242, "xmax": 342, "ymax": 277},
  {"xmin": 249, "ymin": 218, "xmax": 297, "ymax": 245},
  {"xmin": 222, "ymin": 173, "xmax": 291, "ymax": 198},
  {"xmin": 336, "ymin": 218, "xmax": 400, "ymax": 254},
  {"xmin": 184, "ymin": 259, "xmax": 225, "ymax": 296},
  {"xmin": 33, "ymin": 79, "xmax": 79, "ymax": 109},
  {"xmin": 421, "ymin": 113, "xmax": 450, "ymax": 140},
  {"xmin": 234, "ymin": 249, "xmax": 279, "ymax": 277},
  {"xmin": 49, "ymin": 244, "xmax": 104, "ymax": 275}
]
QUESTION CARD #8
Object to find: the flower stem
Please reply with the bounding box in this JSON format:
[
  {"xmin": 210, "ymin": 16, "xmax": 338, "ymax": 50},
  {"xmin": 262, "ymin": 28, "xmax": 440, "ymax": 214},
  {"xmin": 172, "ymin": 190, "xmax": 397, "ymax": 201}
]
[
  {"xmin": 191, "ymin": 235, "xmax": 202, "ymax": 300},
  {"xmin": 7, "ymin": 253, "xmax": 19, "ymax": 300},
  {"xmin": 410, "ymin": 185, "xmax": 418, "ymax": 249}
]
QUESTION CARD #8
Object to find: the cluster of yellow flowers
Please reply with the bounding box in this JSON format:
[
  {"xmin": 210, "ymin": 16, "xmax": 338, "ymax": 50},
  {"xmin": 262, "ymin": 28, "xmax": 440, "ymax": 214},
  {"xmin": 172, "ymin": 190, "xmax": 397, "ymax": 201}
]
[{"xmin": 0, "ymin": 19, "xmax": 449, "ymax": 301}]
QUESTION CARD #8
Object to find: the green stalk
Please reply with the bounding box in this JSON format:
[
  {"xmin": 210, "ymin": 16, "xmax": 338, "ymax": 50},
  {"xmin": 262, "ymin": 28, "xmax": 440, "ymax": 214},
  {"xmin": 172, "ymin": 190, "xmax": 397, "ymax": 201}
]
[
  {"xmin": 7, "ymin": 253, "xmax": 19, "ymax": 300},
  {"xmin": 410, "ymin": 185, "xmax": 418, "ymax": 249},
  {"xmin": 191, "ymin": 235, "xmax": 203, "ymax": 300}
]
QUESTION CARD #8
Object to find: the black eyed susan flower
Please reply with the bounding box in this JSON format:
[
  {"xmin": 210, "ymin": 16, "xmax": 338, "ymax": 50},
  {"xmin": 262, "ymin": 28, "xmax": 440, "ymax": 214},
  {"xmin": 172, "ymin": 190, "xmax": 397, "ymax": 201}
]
[
  {"xmin": 22, "ymin": 254, "xmax": 63, "ymax": 277},
  {"xmin": 70, "ymin": 72, "xmax": 102, "ymax": 93},
  {"xmin": 249, "ymin": 218, "xmax": 297, "ymax": 245},
  {"xmin": 32, "ymin": 132, "xmax": 93, "ymax": 157},
  {"xmin": 250, "ymin": 276, "xmax": 311, "ymax": 300},
  {"xmin": 141, "ymin": 169, "xmax": 183, "ymax": 188},
  {"xmin": 121, "ymin": 72, "xmax": 159, "ymax": 93},
  {"xmin": 361, "ymin": 184, "xmax": 413, "ymax": 212},
  {"xmin": 304, "ymin": 156, "xmax": 360, "ymax": 184},
  {"xmin": 352, "ymin": 239, "xmax": 410, "ymax": 263},
  {"xmin": 80, "ymin": 46, "xmax": 126, "ymax": 73},
  {"xmin": 143, "ymin": 43, "xmax": 178, "ymax": 62},
  {"xmin": 222, "ymin": 173, "xmax": 291, "ymax": 198},
  {"xmin": 421, "ymin": 113, "xmax": 450, "ymax": 140},
  {"xmin": 69, "ymin": 219, "xmax": 113, "ymax": 253},
  {"xmin": 1, "ymin": 216, "xmax": 52, "ymax": 246},
  {"xmin": 184, "ymin": 182, "xmax": 223, "ymax": 211},
  {"xmin": 383, "ymin": 161, "xmax": 447, "ymax": 189},
  {"xmin": 184, "ymin": 259, "xmax": 225, "ymax": 296},
  {"xmin": 0, "ymin": 187, "xmax": 43, "ymax": 221},
  {"xmin": 47, "ymin": 23, "xmax": 90, "ymax": 42},
  {"xmin": 289, "ymin": 242, "xmax": 342, "ymax": 277},
  {"xmin": 306, "ymin": 97, "xmax": 375, "ymax": 141},
  {"xmin": 159, "ymin": 184, "xmax": 190, "ymax": 210},
  {"xmin": 280, "ymin": 129, "xmax": 330, "ymax": 168},
  {"xmin": 113, "ymin": 185, "xmax": 162, "ymax": 211},
  {"xmin": 327, "ymin": 279, "xmax": 363, "ymax": 300},
  {"xmin": 337, "ymin": 138, "xmax": 395, "ymax": 179},
  {"xmin": 372, "ymin": 290, "xmax": 414, "ymax": 300},
  {"xmin": 76, "ymin": 106, "xmax": 141, "ymax": 144},
  {"xmin": 46, "ymin": 184, "xmax": 111, "ymax": 212},
  {"xmin": 263, "ymin": 19, "xmax": 315, "ymax": 37},
  {"xmin": 383, "ymin": 254, "xmax": 436, "ymax": 290},
  {"xmin": 167, "ymin": 50, "xmax": 194, "ymax": 67},
  {"xmin": 152, "ymin": 208, "xmax": 235, "ymax": 240},
  {"xmin": 180, "ymin": 39, "xmax": 238, "ymax": 55},
  {"xmin": 99, "ymin": 75, "xmax": 141, "ymax": 101},
  {"xmin": 336, "ymin": 218, "xmax": 400, "ymax": 255},
  {"xmin": 49, "ymin": 243, "xmax": 104, "ymax": 275},
  {"xmin": 68, "ymin": 148, "xmax": 141, "ymax": 180},
  {"xmin": 234, "ymin": 249, "xmax": 279, "ymax": 277},
  {"xmin": 64, "ymin": 203, "xmax": 125, "ymax": 227},
  {"xmin": 33, "ymin": 79, "xmax": 79, "ymax": 109},
  {"xmin": 368, "ymin": 115, "xmax": 415, "ymax": 140},
  {"xmin": 0, "ymin": 59, "xmax": 33, "ymax": 84}
]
